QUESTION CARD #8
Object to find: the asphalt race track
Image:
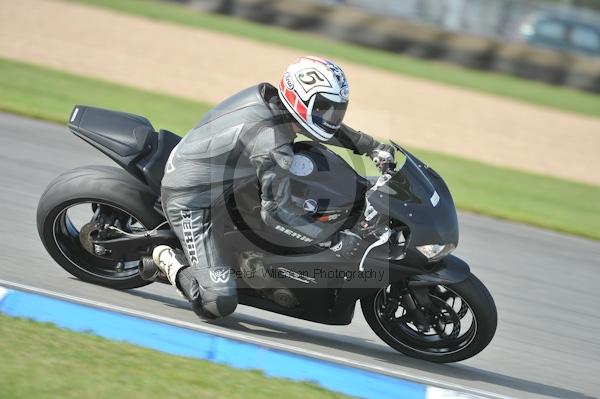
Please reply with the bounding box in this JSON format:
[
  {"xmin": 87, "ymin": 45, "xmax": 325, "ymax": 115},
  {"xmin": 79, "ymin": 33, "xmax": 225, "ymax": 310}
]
[{"xmin": 1, "ymin": 112, "xmax": 599, "ymax": 399}]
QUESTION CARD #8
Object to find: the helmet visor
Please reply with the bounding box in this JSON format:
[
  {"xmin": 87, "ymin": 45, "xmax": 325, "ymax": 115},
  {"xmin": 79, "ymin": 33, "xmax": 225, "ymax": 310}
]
[{"xmin": 311, "ymin": 93, "xmax": 348, "ymax": 134}]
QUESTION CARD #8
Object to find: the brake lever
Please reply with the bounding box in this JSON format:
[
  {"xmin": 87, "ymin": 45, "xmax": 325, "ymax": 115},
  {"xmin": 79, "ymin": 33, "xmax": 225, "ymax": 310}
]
[{"xmin": 358, "ymin": 228, "xmax": 392, "ymax": 272}]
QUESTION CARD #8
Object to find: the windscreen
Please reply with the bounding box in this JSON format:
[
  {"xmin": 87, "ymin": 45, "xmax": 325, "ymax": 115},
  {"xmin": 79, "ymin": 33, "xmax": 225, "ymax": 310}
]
[
  {"xmin": 377, "ymin": 147, "xmax": 438, "ymax": 207},
  {"xmin": 369, "ymin": 143, "xmax": 458, "ymax": 249}
]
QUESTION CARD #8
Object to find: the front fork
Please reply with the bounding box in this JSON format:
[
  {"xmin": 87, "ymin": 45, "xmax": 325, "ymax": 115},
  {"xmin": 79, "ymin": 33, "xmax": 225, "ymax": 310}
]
[
  {"xmin": 388, "ymin": 255, "xmax": 471, "ymax": 329},
  {"xmin": 382, "ymin": 282, "xmax": 434, "ymax": 332}
]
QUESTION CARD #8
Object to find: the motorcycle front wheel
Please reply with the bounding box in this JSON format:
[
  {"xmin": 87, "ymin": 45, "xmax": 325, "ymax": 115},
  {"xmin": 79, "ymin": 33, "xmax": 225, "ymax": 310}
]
[{"xmin": 361, "ymin": 273, "xmax": 497, "ymax": 363}]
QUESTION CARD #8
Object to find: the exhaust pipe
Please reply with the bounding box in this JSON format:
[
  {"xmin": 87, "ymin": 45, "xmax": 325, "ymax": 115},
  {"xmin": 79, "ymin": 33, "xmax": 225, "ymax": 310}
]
[
  {"xmin": 138, "ymin": 257, "xmax": 171, "ymax": 284},
  {"xmin": 138, "ymin": 256, "xmax": 160, "ymax": 281},
  {"xmin": 138, "ymin": 248, "xmax": 184, "ymax": 284},
  {"xmin": 138, "ymin": 256, "xmax": 171, "ymax": 284}
]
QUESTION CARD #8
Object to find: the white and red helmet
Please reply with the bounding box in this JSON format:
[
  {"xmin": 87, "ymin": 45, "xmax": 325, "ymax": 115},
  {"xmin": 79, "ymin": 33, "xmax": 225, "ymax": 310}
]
[{"xmin": 278, "ymin": 56, "xmax": 350, "ymax": 141}]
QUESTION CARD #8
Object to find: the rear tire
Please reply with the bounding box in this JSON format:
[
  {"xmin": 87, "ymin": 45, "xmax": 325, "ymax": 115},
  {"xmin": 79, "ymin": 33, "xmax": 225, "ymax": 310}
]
[
  {"xmin": 36, "ymin": 166, "xmax": 164, "ymax": 290},
  {"xmin": 361, "ymin": 273, "xmax": 497, "ymax": 363}
]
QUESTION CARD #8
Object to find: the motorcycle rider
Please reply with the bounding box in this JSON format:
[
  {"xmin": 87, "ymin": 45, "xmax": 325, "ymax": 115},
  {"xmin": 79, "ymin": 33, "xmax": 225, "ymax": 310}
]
[{"xmin": 150, "ymin": 56, "xmax": 395, "ymax": 320}]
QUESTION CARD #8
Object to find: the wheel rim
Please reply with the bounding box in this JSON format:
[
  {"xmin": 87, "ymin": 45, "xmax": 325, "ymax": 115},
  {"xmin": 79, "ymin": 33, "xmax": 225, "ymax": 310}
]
[
  {"xmin": 52, "ymin": 201, "xmax": 148, "ymax": 280},
  {"xmin": 373, "ymin": 285, "xmax": 478, "ymax": 356}
]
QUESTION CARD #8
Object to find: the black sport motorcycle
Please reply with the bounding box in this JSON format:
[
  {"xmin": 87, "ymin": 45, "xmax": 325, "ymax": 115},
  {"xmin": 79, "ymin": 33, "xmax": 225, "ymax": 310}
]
[{"xmin": 37, "ymin": 106, "xmax": 497, "ymax": 363}]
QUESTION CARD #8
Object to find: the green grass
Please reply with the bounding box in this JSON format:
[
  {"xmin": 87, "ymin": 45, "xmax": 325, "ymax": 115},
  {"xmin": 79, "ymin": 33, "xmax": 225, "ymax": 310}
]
[
  {"xmin": 0, "ymin": 59, "xmax": 209, "ymax": 134},
  {"xmin": 0, "ymin": 315, "xmax": 348, "ymax": 399},
  {"xmin": 408, "ymin": 149, "xmax": 600, "ymax": 238},
  {"xmin": 71, "ymin": 0, "xmax": 600, "ymax": 118},
  {"xmin": 1, "ymin": 57, "xmax": 598, "ymax": 240}
]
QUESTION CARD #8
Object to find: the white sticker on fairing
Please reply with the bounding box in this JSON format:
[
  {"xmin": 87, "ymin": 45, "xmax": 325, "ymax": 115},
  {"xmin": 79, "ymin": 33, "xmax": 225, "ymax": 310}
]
[
  {"xmin": 430, "ymin": 191, "xmax": 440, "ymax": 207},
  {"xmin": 70, "ymin": 107, "xmax": 79, "ymax": 122},
  {"xmin": 274, "ymin": 225, "xmax": 313, "ymax": 243},
  {"xmin": 289, "ymin": 154, "xmax": 314, "ymax": 176},
  {"xmin": 303, "ymin": 199, "xmax": 318, "ymax": 213}
]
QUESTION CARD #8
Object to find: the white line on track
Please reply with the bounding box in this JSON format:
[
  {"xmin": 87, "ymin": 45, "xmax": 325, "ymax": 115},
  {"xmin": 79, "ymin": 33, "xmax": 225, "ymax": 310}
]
[{"xmin": 0, "ymin": 279, "xmax": 514, "ymax": 399}]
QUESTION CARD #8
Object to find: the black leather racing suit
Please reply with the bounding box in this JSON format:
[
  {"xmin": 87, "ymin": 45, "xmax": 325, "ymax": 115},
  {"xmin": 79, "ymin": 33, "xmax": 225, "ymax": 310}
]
[{"xmin": 161, "ymin": 82, "xmax": 382, "ymax": 319}]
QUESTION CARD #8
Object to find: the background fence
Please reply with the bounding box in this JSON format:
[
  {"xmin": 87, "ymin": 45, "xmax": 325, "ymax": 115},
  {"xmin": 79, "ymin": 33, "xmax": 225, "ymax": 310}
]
[
  {"xmin": 314, "ymin": 0, "xmax": 600, "ymax": 41},
  {"xmin": 181, "ymin": 0, "xmax": 600, "ymax": 92}
]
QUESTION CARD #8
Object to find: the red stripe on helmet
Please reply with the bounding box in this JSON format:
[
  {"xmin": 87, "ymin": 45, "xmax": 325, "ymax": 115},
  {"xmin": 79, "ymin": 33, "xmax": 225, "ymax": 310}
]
[
  {"xmin": 280, "ymin": 77, "xmax": 308, "ymax": 122},
  {"xmin": 295, "ymin": 99, "xmax": 308, "ymax": 120}
]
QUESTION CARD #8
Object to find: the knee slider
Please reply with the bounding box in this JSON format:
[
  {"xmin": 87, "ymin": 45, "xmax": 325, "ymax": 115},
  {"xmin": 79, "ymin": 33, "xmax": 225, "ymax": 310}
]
[{"xmin": 202, "ymin": 295, "xmax": 238, "ymax": 319}]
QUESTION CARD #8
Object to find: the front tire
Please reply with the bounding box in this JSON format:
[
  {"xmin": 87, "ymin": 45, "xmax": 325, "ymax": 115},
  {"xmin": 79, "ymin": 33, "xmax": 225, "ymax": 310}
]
[
  {"xmin": 361, "ymin": 273, "xmax": 497, "ymax": 363},
  {"xmin": 36, "ymin": 166, "xmax": 164, "ymax": 290}
]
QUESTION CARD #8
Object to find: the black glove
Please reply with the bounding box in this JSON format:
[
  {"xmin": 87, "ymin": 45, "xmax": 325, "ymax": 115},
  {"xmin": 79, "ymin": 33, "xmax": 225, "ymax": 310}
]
[
  {"xmin": 330, "ymin": 230, "xmax": 363, "ymax": 259},
  {"xmin": 371, "ymin": 143, "xmax": 396, "ymax": 173}
]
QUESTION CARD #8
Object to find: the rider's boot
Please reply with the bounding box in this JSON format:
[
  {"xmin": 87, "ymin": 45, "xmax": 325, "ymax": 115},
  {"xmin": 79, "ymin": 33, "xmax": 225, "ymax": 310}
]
[
  {"xmin": 151, "ymin": 245, "xmax": 187, "ymax": 289},
  {"xmin": 139, "ymin": 245, "xmax": 188, "ymax": 290},
  {"xmin": 139, "ymin": 246, "xmax": 186, "ymax": 284}
]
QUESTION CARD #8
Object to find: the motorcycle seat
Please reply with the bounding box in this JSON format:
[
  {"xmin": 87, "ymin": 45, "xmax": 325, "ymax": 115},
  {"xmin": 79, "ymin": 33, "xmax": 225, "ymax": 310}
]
[{"xmin": 68, "ymin": 105, "xmax": 155, "ymax": 157}]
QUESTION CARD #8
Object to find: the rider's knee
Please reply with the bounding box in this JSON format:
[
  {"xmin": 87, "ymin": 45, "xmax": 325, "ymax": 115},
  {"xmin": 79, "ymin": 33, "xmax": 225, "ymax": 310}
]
[
  {"xmin": 192, "ymin": 295, "xmax": 237, "ymax": 319},
  {"xmin": 206, "ymin": 295, "xmax": 238, "ymax": 318}
]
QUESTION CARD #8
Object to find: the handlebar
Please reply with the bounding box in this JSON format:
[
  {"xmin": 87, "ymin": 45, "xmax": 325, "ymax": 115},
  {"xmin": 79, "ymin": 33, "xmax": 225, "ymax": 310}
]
[{"xmin": 372, "ymin": 156, "xmax": 396, "ymax": 174}]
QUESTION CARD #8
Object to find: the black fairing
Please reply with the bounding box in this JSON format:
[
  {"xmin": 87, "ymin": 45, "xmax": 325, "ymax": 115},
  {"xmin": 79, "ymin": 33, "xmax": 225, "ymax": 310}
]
[
  {"xmin": 367, "ymin": 146, "xmax": 459, "ymax": 268},
  {"xmin": 409, "ymin": 255, "xmax": 470, "ymax": 286},
  {"xmin": 139, "ymin": 130, "xmax": 181, "ymax": 194},
  {"xmin": 228, "ymin": 141, "xmax": 368, "ymax": 252},
  {"xmin": 289, "ymin": 141, "xmax": 368, "ymax": 215}
]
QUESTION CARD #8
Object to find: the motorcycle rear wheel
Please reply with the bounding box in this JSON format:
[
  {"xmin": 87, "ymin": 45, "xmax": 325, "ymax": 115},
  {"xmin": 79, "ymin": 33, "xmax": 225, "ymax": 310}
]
[
  {"xmin": 36, "ymin": 166, "xmax": 164, "ymax": 290},
  {"xmin": 361, "ymin": 273, "xmax": 497, "ymax": 363}
]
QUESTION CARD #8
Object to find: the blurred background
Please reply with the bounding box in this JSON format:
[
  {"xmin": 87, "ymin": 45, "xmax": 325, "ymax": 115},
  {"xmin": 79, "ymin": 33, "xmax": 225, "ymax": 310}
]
[
  {"xmin": 304, "ymin": 0, "xmax": 600, "ymax": 44},
  {"xmin": 185, "ymin": 0, "xmax": 600, "ymax": 91}
]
